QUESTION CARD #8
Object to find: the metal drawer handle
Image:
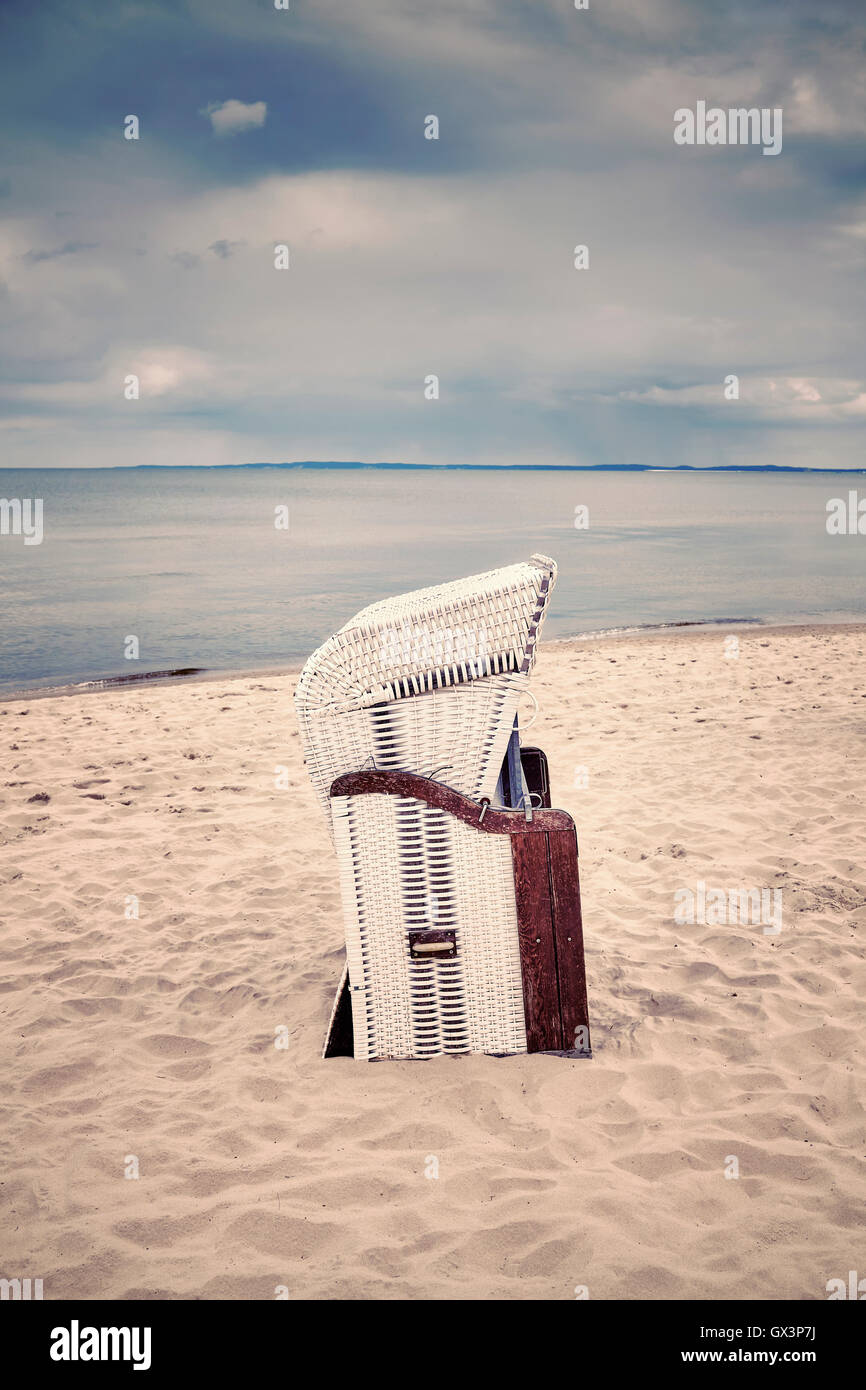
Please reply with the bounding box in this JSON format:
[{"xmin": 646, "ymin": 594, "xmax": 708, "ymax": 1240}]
[{"xmin": 409, "ymin": 929, "xmax": 457, "ymax": 960}]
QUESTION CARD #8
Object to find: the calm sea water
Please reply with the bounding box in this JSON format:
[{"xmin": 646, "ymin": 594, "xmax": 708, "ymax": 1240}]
[{"xmin": 1, "ymin": 468, "xmax": 864, "ymax": 695}]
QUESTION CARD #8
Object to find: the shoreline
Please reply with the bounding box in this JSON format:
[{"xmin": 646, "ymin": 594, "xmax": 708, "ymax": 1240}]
[{"xmin": 4, "ymin": 615, "xmax": 866, "ymax": 703}]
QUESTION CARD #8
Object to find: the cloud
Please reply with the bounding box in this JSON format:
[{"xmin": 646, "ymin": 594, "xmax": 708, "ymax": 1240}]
[
  {"xmin": 618, "ymin": 377, "xmax": 866, "ymax": 421},
  {"xmin": 1, "ymin": 0, "xmax": 865, "ymax": 467},
  {"xmin": 21, "ymin": 240, "xmax": 99, "ymax": 263},
  {"xmin": 0, "ymin": 346, "xmax": 214, "ymax": 407},
  {"xmin": 208, "ymin": 239, "xmax": 244, "ymax": 258},
  {"xmin": 2, "ymin": 159, "xmax": 864, "ymax": 469},
  {"xmin": 202, "ymin": 98, "xmax": 267, "ymax": 137}
]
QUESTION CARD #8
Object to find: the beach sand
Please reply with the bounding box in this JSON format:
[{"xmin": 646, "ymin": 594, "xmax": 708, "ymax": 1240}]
[{"xmin": 1, "ymin": 623, "xmax": 864, "ymax": 1301}]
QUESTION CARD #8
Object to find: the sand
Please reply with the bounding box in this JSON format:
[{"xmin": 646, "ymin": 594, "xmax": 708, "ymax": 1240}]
[{"xmin": 1, "ymin": 622, "xmax": 864, "ymax": 1301}]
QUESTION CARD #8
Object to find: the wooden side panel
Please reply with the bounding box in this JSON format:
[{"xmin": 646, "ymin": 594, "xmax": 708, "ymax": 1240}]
[
  {"xmin": 548, "ymin": 828, "xmax": 591, "ymax": 1054},
  {"xmin": 511, "ymin": 832, "xmax": 562, "ymax": 1053}
]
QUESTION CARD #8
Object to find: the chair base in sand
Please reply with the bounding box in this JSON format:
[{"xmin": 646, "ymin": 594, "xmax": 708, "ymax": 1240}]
[{"xmin": 322, "ymin": 766, "xmax": 591, "ymax": 1061}]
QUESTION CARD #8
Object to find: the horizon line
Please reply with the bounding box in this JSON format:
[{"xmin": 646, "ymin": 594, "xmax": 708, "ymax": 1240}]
[{"xmin": 4, "ymin": 463, "xmax": 865, "ymax": 474}]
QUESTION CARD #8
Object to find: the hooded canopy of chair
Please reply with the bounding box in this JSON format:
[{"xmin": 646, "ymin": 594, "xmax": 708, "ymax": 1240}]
[{"xmin": 295, "ymin": 554, "xmax": 557, "ymax": 817}]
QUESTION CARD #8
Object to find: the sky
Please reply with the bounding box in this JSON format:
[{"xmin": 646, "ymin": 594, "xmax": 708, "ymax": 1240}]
[{"xmin": 0, "ymin": 0, "xmax": 865, "ymax": 468}]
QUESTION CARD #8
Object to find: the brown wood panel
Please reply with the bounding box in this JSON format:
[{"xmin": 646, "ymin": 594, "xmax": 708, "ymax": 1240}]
[
  {"xmin": 330, "ymin": 769, "xmax": 574, "ymax": 835},
  {"xmin": 511, "ymin": 832, "xmax": 562, "ymax": 1052},
  {"xmin": 548, "ymin": 828, "xmax": 591, "ymax": 1055}
]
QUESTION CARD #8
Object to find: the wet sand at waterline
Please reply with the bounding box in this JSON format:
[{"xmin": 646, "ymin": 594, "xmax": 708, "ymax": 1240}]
[{"xmin": 1, "ymin": 623, "xmax": 864, "ymax": 1300}]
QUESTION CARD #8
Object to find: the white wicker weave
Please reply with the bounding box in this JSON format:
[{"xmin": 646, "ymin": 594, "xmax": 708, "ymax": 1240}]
[{"xmin": 296, "ymin": 554, "xmax": 557, "ymax": 1060}]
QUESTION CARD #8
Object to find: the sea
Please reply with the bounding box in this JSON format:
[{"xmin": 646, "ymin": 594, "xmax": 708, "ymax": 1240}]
[{"xmin": 1, "ymin": 466, "xmax": 864, "ymax": 695}]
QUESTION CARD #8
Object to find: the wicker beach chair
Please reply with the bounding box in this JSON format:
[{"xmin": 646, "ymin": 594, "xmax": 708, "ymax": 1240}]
[{"xmin": 295, "ymin": 554, "xmax": 590, "ymax": 1062}]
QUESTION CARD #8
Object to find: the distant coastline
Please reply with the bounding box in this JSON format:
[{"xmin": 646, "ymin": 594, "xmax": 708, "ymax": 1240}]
[
  {"xmin": 122, "ymin": 462, "xmax": 866, "ymax": 473},
  {"xmin": 4, "ymin": 461, "xmax": 864, "ymax": 474}
]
